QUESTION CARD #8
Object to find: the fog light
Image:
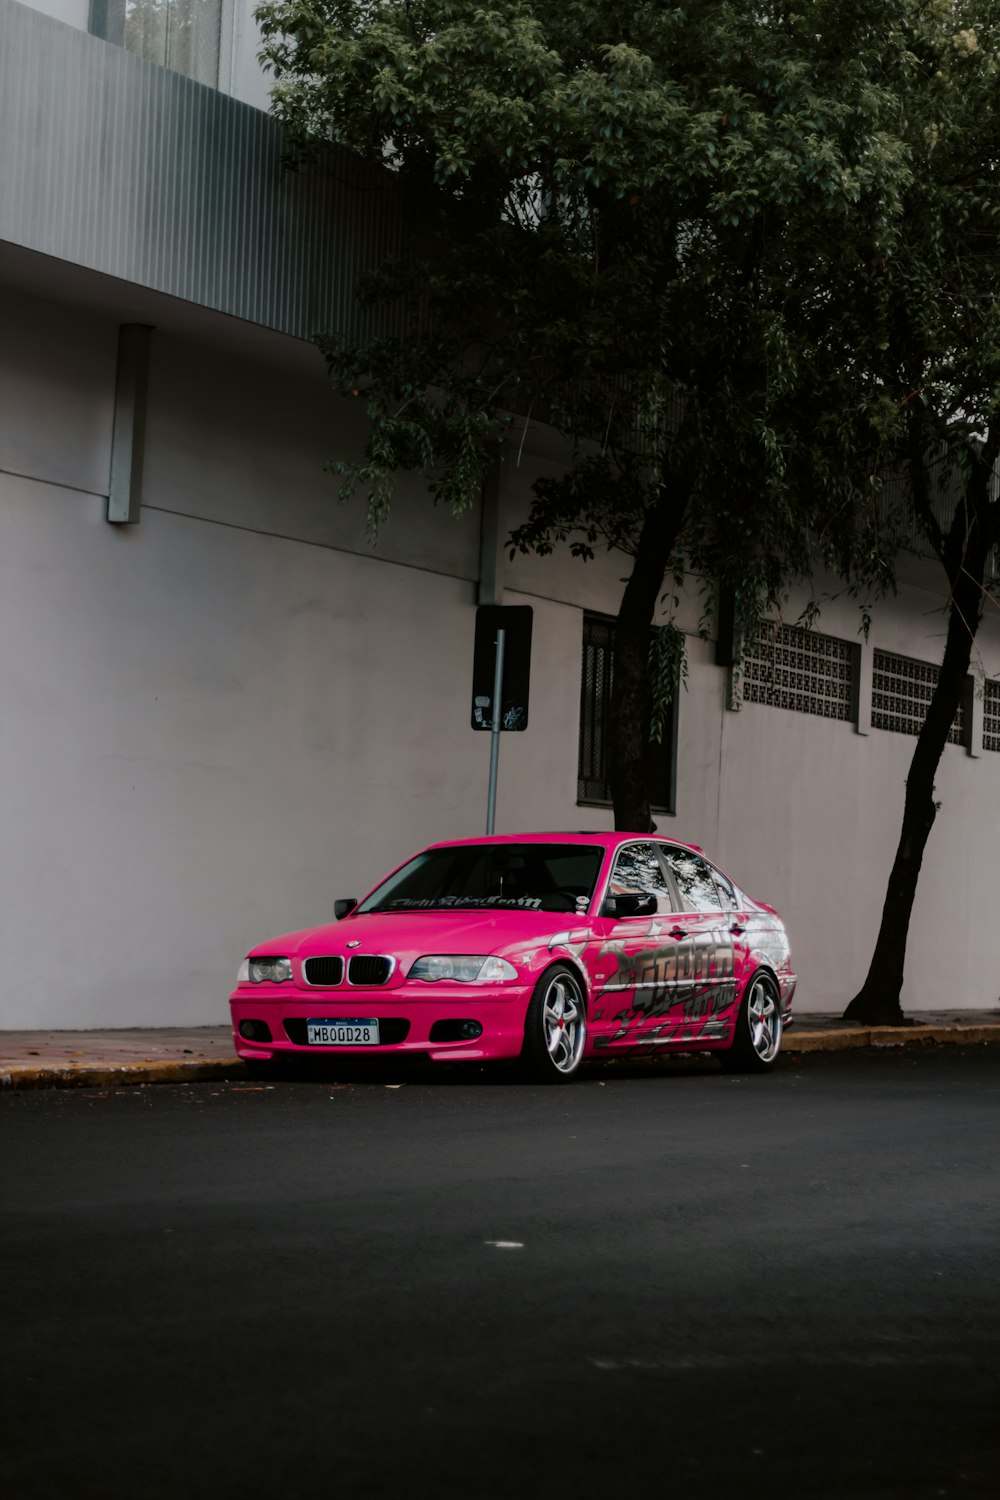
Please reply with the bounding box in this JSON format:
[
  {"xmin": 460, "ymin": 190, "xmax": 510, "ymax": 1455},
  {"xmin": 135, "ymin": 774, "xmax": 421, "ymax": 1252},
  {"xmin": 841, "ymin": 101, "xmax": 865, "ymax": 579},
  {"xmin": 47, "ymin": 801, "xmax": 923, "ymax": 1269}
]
[
  {"xmin": 239, "ymin": 1019, "xmax": 273, "ymax": 1043},
  {"xmin": 428, "ymin": 1019, "xmax": 484, "ymax": 1043}
]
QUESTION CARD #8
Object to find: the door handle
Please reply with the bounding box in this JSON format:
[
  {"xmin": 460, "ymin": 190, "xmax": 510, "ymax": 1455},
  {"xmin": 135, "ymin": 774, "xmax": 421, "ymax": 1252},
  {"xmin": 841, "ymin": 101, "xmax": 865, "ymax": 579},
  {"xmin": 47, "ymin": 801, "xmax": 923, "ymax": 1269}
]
[{"xmin": 669, "ymin": 926, "xmax": 688, "ymax": 940}]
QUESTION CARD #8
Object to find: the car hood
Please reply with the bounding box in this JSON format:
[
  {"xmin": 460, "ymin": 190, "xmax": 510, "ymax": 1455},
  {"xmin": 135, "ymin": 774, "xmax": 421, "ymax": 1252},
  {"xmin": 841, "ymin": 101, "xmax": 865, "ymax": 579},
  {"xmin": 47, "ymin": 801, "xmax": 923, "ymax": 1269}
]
[{"xmin": 252, "ymin": 908, "xmax": 584, "ymax": 963}]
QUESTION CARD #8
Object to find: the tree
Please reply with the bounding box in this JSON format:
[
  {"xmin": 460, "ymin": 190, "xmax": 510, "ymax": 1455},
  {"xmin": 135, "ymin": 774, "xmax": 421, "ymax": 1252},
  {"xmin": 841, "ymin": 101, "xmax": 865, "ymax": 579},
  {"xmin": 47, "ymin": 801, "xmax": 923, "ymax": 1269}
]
[
  {"xmin": 255, "ymin": 0, "xmax": 913, "ymax": 828},
  {"xmin": 844, "ymin": 6, "xmax": 1000, "ymax": 1024}
]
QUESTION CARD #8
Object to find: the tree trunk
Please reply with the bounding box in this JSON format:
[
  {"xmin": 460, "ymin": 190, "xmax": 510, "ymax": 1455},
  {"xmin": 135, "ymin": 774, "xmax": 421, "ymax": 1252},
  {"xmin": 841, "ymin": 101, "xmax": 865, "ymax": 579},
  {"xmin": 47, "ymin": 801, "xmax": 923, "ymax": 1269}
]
[
  {"xmin": 608, "ymin": 490, "xmax": 688, "ymax": 831},
  {"xmin": 845, "ymin": 475, "xmax": 996, "ymax": 1024}
]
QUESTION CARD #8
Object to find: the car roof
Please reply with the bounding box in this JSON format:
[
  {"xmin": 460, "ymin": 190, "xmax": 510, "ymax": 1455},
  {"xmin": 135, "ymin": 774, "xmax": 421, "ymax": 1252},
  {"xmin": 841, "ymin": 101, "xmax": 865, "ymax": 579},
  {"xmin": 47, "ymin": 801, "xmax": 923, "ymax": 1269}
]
[{"xmin": 425, "ymin": 832, "xmax": 703, "ymax": 854}]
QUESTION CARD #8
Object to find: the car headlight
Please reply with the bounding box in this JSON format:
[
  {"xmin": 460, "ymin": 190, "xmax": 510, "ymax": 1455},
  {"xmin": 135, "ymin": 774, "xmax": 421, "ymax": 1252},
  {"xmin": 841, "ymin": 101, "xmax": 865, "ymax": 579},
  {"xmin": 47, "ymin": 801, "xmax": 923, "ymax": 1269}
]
[
  {"xmin": 408, "ymin": 955, "xmax": 519, "ymax": 984},
  {"xmin": 238, "ymin": 956, "xmax": 294, "ymax": 984}
]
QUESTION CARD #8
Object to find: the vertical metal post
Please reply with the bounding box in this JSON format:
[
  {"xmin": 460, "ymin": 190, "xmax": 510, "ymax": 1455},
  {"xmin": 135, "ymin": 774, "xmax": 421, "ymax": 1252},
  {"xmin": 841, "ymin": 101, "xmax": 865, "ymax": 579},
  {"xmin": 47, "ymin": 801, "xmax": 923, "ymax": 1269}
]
[
  {"xmin": 477, "ymin": 456, "xmax": 505, "ymax": 606},
  {"xmin": 485, "ymin": 628, "xmax": 506, "ymax": 834},
  {"xmin": 107, "ymin": 324, "xmax": 153, "ymax": 525},
  {"xmin": 852, "ymin": 638, "xmax": 873, "ymax": 736}
]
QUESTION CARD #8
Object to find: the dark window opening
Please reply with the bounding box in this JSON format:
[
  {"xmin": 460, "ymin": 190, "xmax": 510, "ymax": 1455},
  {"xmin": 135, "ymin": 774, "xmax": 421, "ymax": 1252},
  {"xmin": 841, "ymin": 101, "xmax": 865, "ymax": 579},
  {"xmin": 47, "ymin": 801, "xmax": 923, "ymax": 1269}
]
[
  {"xmin": 577, "ymin": 614, "xmax": 677, "ymax": 814},
  {"xmin": 984, "ymin": 679, "xmax": 1000, "ymax": 753}
]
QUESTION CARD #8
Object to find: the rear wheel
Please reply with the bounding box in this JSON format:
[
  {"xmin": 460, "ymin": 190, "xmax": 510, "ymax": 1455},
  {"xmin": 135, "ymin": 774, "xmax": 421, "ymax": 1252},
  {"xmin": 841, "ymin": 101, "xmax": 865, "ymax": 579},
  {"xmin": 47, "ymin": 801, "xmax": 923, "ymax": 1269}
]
[
  {"xmin": 520, "ymin": 964, "xmax": 587, "ymax": 1082},
  {"xmin": 720, "ymin": 972, "xmax": 782, "ymax": 1072}
]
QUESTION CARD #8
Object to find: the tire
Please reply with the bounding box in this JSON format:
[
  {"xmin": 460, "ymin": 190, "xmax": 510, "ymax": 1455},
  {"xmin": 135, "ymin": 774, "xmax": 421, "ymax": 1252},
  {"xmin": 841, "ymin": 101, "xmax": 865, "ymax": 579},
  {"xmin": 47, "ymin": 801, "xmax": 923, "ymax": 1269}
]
[
  {"xmin": 519, "ymin": 963, "xmax": 588, "ymax": 1082},
  {"xmin": 242, "ymin": 1057, "xmax": 280, "ymax": 1078},
  {"xmin": 720, "ymin": 971, "xmax": 783, "ymax": 1073},
  {"xmin": 242, "ymin": 1055, "xmax": 301, "ymax": 1081}
]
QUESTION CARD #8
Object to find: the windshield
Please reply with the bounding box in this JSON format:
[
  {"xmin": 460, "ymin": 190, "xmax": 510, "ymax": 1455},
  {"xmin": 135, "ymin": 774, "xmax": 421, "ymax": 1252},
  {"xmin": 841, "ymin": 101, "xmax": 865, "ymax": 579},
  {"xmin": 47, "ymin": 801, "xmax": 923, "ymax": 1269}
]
[{"xmin": 357, "ymin": 844, "xmax": 604, "ymax": 915}]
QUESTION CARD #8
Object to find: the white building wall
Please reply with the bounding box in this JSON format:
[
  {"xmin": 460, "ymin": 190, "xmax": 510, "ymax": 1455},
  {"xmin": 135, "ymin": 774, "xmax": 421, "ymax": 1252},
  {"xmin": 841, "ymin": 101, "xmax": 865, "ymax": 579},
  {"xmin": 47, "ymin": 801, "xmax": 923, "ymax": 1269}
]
[
  {"xmin": 0, "ymin": 290, "xmax": 599, "ymax": 1027},
  {"xmin": 714, "ymin": 637, "xmax": 1000, "ymax": 1013},
  {"xmin": 3, "ymin": 285, "xmax": 1000, "ymax": 1027},
  {"xmin": 142, "ymin": 333, "xmax": 482, "ymax": 580},
  {"xmin": 0, "ymin": 291, "xmax": 117, "ymax": 495},
  {"xmin": 504, "ymin": 448, "xmax": 1000, "ymax": 1015},
  {"xmin": 0, "ymin": 472, "xmax": 491, "ymax": 1027}
]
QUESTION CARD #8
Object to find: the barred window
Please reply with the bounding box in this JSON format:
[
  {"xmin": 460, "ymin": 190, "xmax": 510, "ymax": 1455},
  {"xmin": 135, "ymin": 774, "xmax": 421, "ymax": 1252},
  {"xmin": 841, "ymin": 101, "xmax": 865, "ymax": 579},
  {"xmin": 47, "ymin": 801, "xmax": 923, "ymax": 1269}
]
[
  {"xmin": 871, "ymin": 649, "xmax": 964, "ymax": 743},
  {"xmin": 742, "ymin": 622, "xmax": 854, "ymax": 720},
  {"xmin": 984, "ymin": 679, "xmax": 1000, "ymax": 753},
  {"xmin": 578, "ymin": 615, "xmax": 676, "ymax": 812}
]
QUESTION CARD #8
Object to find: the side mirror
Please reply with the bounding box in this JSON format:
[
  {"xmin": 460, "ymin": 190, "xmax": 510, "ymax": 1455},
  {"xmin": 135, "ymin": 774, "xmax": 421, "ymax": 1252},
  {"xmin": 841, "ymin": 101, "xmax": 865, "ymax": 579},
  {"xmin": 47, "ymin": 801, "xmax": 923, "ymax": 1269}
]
[
  {"xmin": 334, "ymin": 899, "xmax": 357, "ymax": 920},
  {"xmin": 602, "ymin": 892, "xmax": 657, "ymax": 919}
]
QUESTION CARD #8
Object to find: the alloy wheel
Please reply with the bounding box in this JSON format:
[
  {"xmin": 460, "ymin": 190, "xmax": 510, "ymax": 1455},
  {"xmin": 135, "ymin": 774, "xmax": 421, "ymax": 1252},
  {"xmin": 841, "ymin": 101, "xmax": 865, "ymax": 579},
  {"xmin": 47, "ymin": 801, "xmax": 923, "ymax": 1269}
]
[
  {"xmin": 540, "ymin": 971, "xmax": 587, "ymax": 1075},
  {"xmin": 747, "ymin": 976, "xmax": 782, "ymax": 1063}
]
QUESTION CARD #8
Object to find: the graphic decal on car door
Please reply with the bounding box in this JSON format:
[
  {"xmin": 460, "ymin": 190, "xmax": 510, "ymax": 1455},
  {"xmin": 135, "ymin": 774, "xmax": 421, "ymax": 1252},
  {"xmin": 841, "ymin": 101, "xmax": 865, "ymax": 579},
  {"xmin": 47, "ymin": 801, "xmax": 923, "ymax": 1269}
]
[
  {"xmin": 593, "ymin": 927, "xmax": 737, "ymax": 1042},
  {"xmin": 589, "ymin": 842, "xmax": 737, "ymax": 1049}
]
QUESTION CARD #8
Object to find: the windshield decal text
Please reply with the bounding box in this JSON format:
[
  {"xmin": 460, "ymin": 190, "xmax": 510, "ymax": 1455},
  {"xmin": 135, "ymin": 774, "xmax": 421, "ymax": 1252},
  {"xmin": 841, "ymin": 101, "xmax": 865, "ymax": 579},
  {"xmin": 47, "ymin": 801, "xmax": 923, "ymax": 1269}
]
[{"xmin": 386, "ymin": 896, "xmax": 542, "ymax": 911}]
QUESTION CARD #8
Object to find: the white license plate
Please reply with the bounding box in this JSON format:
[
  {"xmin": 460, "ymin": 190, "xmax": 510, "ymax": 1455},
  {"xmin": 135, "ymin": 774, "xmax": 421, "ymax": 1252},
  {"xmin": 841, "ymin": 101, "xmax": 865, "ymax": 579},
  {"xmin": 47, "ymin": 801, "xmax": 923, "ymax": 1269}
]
[{"xmin": 306, "ymin": 1019, "xmax": 380, "ymax": 1046}]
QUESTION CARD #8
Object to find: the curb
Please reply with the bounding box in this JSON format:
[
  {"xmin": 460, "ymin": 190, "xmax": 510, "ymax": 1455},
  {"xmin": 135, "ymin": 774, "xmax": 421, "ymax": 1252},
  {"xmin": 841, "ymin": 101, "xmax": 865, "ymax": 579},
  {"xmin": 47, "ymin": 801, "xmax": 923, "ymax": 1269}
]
[
  {"xmin": 0, "ymin": 1058, "xmax": 246, "ymax": 1091},
  {"xmin": 3, "ymin": 1023, "xmax": 1000, "ymax": 1090},
  {"xmin": 783, "ymin": 1023, "xmax": 1000, "ymax": 1053}
]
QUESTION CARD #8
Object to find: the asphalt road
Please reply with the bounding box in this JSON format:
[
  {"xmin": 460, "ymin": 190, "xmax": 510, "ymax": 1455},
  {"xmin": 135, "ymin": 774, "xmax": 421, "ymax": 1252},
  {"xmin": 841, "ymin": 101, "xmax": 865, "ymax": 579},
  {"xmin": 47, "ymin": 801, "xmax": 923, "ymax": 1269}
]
[{"xmin": 2, "ymin": 1047, "xmax": 998, "ymax": 1500}]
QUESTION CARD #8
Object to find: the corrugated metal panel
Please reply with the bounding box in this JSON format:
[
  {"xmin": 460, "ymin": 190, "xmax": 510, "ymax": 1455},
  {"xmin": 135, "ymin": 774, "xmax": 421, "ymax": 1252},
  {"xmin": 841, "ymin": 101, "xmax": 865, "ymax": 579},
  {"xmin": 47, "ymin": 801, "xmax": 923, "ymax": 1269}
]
[{"xmin": 0, "ymin": 0, "xmax": 408, "ymax": 342}]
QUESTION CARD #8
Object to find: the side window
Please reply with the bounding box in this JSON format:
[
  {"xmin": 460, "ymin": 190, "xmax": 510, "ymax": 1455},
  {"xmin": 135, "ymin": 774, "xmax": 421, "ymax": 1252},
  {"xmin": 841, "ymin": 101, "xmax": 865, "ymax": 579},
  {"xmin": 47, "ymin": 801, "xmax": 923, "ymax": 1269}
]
[
  {"xmin": 609, "ymin": 842, "xmax": 675, "ymax": 913},
  {"xmin": 713, "ymin": 868, "xmax": 741, "ymax": 912},
  {"xmin": 660, "ymin": 847, "xmax": 723, "ymax": 914}
]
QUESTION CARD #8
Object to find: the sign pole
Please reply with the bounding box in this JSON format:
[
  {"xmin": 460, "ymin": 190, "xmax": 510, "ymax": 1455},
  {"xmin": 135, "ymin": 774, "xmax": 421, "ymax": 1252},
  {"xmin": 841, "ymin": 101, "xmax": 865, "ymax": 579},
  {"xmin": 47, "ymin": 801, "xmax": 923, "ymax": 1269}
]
[{"xmin": 485, "ymin": 628, "xmax": 506, "ymax": 834}]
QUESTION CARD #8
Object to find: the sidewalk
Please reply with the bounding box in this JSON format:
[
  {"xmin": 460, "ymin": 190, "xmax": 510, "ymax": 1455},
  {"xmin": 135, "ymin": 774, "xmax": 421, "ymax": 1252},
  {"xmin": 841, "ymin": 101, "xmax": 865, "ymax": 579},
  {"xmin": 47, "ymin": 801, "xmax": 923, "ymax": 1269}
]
[
  {"xmin": 2, "ymin": 1011, "xmax": 1000, "ymax": 1088},
  {"xmin": 0, "ymin": 1027, "xmax": 241, "ymax": 1090}
]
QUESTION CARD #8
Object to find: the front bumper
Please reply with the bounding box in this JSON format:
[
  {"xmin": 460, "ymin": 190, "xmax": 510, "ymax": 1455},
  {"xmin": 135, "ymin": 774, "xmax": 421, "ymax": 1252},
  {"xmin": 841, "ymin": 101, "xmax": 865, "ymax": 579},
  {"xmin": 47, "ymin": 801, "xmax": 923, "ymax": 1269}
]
[{"xmin": 229, "ymin": 983, "xmax": 529, "ymax": 1064}]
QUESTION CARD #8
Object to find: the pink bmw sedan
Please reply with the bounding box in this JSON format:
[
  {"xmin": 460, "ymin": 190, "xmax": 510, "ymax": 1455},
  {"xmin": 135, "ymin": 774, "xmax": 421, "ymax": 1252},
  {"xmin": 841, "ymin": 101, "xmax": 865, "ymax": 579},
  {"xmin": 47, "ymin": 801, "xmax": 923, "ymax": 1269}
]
[{"xmin": 230, "ymin": 832, "xmax": 796, "ymax": 1082}]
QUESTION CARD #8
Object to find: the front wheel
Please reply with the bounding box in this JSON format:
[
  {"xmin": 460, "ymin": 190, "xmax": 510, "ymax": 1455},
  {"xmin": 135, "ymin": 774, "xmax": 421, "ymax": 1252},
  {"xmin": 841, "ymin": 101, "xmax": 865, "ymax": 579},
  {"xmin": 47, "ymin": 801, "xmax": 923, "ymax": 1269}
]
[
  {"xmin": 520, "ymin": 964, "xmax": 588, "ymax": 1082},
  {"xmin": 242, "ymin": 1056, "xmax": 294, "ymax": 1080},
  {"xmin": 720, "ymin": 972, "xmax": 782, "ymax": 1072}
]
